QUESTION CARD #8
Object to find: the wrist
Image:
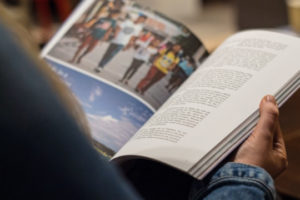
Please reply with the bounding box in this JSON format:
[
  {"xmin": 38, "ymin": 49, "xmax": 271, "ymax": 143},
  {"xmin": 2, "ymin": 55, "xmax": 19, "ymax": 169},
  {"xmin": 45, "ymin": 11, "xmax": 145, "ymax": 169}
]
[{"xmin": 190, "ymin": 162, "xmax": 276, "ymax": 200}]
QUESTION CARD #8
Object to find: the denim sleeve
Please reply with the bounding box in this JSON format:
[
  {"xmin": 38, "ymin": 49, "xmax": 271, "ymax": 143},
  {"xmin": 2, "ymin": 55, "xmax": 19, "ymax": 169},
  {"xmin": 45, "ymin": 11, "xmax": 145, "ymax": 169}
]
[{"xmin": 189, "ymin": 162, "xmax": 276, "ymax": 200}]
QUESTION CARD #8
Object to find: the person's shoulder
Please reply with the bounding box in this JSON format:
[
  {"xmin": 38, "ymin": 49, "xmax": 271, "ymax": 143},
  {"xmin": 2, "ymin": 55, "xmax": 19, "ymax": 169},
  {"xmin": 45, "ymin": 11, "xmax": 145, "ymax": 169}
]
[{"xmin": 149, "ymin": 46, "xmax": 158, "ymax": 53}]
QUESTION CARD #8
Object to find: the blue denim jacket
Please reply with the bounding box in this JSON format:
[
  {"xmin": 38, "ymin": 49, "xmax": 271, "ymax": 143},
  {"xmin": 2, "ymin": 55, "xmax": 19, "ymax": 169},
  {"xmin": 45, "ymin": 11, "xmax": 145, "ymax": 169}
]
[{"xmin": 190, "ymin": 162, "xmax": 276, "ymax": 200}]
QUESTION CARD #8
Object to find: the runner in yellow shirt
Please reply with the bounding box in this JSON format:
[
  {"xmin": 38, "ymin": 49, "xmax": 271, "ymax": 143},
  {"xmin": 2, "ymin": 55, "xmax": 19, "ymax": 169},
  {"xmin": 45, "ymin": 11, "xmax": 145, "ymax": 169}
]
[{"xmin": 136, "ymin": 44, "xmax": 181, "ymax": 95}]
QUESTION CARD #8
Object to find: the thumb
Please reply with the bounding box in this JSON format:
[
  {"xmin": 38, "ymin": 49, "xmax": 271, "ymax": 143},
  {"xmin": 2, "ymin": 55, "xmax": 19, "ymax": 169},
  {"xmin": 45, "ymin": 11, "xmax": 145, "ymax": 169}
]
[{"xmin": 251, "ymin": 95, "xmax": 279, "ymax": 147}]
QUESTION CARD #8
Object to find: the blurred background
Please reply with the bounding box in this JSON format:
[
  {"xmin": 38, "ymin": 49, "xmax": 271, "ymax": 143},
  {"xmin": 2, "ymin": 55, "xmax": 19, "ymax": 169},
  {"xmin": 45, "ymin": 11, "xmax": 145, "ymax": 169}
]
[
  {"xmin": 0, "ymin": 0, "xmax": 299, "ymax": 199},
  {"xmin": 0, "ymin": 0, "xmax": 294, "ymax": 50}
]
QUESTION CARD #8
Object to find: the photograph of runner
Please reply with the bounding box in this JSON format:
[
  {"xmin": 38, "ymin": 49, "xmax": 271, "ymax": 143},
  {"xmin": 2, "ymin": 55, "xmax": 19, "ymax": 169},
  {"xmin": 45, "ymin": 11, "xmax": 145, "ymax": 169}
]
[
  {"xmin": 165, "ymin": 56, "xmax": 196, "ymax": 93},
  {"xmin": 95, "ymin": 14, "xmax": 148, "ymax": 72},
  {"xmin": 135, "ymin": 43, "xmax": 181, "ymax": 95},
  {"xmin": 119, "ymin": 38, "xmax": 161, "ymax": 84},
  {"xmin": 47, "ymin": 0, "xmax": 208, "ymax": 109},
  {"xmin": 69, "ymin": 9, "xmax": 121, "ymax": 64}
]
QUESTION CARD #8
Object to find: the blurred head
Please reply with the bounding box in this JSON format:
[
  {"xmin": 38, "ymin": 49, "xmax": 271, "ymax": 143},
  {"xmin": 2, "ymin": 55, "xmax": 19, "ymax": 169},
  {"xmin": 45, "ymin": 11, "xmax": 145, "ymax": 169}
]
[
  {"xmin": 108, "ymin": 2, "xmax": 115, "ymax": 9},
  {"xmin": 109, "ymin": 9, "xmax": 121, "ymax": 19},
  {"xmin": 113, "ymin": 0, "xmax": 125, "ymax": 10},
  {"xmin": 150, "ymin": 38, "xmax": 161, "ymax": 47},
  {"xmin": 0, "ymin": 5, "xmax": 92, "ymax": 141},
  {"xmin": 136, "ymin": 15, "xmax": 147, "ymax": 24},
  {"xmin": 172, "ymin": 44, "xmax": 182, "ymax": 53}
]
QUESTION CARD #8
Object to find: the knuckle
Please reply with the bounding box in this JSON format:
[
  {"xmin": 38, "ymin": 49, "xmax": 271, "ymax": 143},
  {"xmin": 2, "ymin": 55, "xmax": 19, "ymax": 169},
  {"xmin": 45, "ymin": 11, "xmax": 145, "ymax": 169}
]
[
  {"xmin": 279, "ymin": 156, "xmax": 288, "ymax": 170},
  {"xmin": 267, "ymin": 104, "xmax": 279, "ymax": 119}
]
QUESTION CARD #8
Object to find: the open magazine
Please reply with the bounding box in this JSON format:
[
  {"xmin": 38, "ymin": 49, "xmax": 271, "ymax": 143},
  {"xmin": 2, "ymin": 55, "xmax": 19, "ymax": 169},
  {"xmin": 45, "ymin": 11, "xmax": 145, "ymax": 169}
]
[{"xmin": 42, "ymin": 0, "xmax": 300, "ymax": 180}]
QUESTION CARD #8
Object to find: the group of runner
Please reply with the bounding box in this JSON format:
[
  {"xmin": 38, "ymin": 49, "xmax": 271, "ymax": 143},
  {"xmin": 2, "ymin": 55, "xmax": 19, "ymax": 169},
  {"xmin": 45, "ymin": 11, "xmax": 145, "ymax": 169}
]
[{"xmin": 69, "ymin": 0, "xmax": 196, "ymax": 95}]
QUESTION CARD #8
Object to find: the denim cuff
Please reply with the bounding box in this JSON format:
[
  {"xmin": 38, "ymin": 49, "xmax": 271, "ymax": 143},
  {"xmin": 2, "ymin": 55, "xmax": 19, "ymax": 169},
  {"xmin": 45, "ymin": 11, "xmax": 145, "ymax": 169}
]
[{"xmin": 190, "ymin": 162, "xmax": 276, "ymax": 200}]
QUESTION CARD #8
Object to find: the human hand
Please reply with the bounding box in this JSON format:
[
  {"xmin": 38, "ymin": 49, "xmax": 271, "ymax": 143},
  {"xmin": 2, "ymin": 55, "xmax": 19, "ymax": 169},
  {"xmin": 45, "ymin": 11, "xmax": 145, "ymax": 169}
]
[{"xmin": 233, "ymin": 95, "xmax": 288, "ymax": 178}]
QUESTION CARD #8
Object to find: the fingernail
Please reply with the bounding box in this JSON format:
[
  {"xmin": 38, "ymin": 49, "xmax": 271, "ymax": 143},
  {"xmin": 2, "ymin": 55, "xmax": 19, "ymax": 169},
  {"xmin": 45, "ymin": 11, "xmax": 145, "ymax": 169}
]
[{"xmin": 266, "ymin": 95, "xmax": 276, "ymax": 104}]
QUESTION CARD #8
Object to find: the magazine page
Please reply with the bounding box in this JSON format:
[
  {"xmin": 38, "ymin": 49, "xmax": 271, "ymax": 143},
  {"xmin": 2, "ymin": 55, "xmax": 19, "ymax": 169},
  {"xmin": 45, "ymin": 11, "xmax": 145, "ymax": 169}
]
[
  {"xmin": 46, "ymin": 59, "xmax": 154, "ymax": 158},
  {"xmin": 42, "ymin": 0, "xmax": 208, "ymax": 109},
  {"xmin": 113, "ymin": 30, "xmax": 300, "ymax": 178},
  {"xmin": 42, "ymin": 0, "xmax": 208, "ymax": 157}
]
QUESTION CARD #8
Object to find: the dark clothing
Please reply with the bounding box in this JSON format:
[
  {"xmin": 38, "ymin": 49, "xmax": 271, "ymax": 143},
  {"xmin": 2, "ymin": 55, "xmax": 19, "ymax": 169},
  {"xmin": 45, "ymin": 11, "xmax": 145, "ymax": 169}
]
[
  {"xmin": 169, "ymin": 67, "xmax": 188, "ymax": 85},
  {"xmin": 98, "ymin": 42, "xmax": 124, "ymax": 68},
  {"xmin": 0, "ymin": 21, "xmax": 140, "ymax": 200},
  {"xmin": 91, "ymin": 17, "xmax": 117, "ymax": 40},
  {"xmin": 121, "ymin": 58, "xmax": 144, "ymax": 81}
]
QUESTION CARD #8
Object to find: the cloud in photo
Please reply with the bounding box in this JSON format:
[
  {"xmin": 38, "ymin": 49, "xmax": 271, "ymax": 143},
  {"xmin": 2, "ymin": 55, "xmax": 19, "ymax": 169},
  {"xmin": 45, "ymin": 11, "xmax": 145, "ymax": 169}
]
[
  {"xmin": 101, "ymin": 115, "xmax": 118, "ymax": 123},
  {"xmin": 45, "ymin": 59, "xmax": 154, "ymax": 152},
  {"xmin": 87, "ymin": 113, "xmax": 139, "ymax": 152},
  {"xmin": 119, "ymin": 105, "xmax": 150, "ymax": 123},
  {"xmin": 89, "ymin": 86, "xmax": 102, "ymax": 102}
]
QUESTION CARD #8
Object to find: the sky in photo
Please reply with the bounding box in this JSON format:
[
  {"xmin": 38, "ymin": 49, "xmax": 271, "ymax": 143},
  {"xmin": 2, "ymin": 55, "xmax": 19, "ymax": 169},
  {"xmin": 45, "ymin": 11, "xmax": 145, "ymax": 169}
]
[{"xmin": 46, "ymin": 59, "xmax": 154, "ymax": 152}]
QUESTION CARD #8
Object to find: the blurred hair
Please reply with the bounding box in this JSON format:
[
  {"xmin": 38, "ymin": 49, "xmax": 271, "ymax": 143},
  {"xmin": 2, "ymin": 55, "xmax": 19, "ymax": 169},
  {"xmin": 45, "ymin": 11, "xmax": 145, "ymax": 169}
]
[
  {"xmin": 0, "ymin": 5, "xmax": 92, "ymax": 141},
  {"xmin": 138, "ymin": 14, "xmax": 148, "ymax": 20},
  {"xmin": 109, "ymin": 9, "xmax": 121, "ymax": 16},
  {"xmin": 188, "ymin": 57, "xmax": 195, "ymax": 64}
]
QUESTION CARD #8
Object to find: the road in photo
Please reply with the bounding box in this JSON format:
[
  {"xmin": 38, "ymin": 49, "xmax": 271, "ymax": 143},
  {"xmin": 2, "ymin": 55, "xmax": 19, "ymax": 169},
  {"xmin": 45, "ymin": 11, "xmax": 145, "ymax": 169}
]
[{"xmin": 49, "ymin": 38, "xmax": 173, "ymax": 109}]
